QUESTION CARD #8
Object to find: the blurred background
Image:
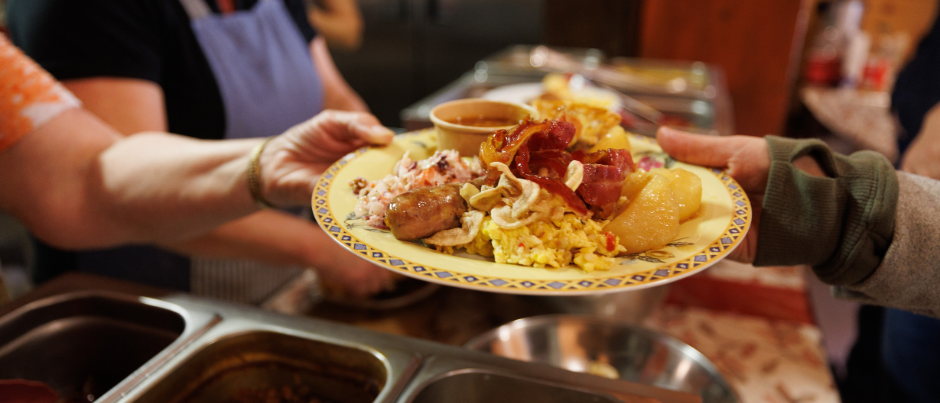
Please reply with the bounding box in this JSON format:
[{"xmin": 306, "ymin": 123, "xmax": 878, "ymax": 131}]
[
  {"xmin": 325, "ymin": 0, "xmax": 931, "ymax": 146},
  {"xmin": 2, "ymin": 0, "xmax": 928, "ymax": 301},
  {"xmin": 1, "ymin": 0, "xmax": 926, "ymax": 148},
  {"xmin": 0, "ymin": 1, "xmax": 934, "ymax": 401}
]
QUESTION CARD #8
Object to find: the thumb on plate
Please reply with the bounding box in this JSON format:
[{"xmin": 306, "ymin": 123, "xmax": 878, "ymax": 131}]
[
  {"xmin": 337, "ymin": 111, "xmax": 394, "ymax": 145},
  {"xmin": 656, "ymin": 126, "xmax": 738, "ymax": 168}
]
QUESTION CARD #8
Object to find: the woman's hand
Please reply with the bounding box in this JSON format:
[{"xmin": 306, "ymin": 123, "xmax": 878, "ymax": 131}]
[
  {"xmin": 260, "ymin": 110, "xmax": 394, "ymax": 206},
  {"xmin": 656, "ymin": 127, "xmax": 771, "ymax": 263}
]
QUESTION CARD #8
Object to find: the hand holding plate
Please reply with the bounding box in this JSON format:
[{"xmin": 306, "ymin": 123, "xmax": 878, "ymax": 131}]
[
  {"xmin": 655, "ymin": 126, "xmax": 766, "ymax": 263},
  {"xmin": 260, "ymin": 110, "xmax": 395, "ymax": 207}
]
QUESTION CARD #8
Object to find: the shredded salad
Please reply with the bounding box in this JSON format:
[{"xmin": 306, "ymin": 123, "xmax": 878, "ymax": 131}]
[{"xmin": 351, "ymin": 150, "xmax": 482, "ymax": 228}]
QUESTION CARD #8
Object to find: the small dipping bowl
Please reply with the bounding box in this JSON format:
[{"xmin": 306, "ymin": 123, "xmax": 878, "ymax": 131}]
[{"xmin": 430, "ymin": 99, "xmax": 536, "ymax": 157}]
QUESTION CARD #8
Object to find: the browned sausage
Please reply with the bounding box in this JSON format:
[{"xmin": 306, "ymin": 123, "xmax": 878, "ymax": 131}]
[{"xmin": 385, "ymin": 183, "xmax": 468, "ymax": 241}]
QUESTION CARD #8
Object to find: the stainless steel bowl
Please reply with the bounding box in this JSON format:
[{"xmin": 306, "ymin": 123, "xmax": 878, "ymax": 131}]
[{"xmin": 465, "ymin": 314, "xmax": 738, "ymax": 403}]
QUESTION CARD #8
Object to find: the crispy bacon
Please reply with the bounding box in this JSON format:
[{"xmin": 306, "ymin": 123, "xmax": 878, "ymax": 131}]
[
  {"xmin": 480, "ymin": 117, "xmax": 633, "ymax": 216},
  {"xmin": 480, "ymin": 119, "xmax": 548, "ymax": 184},
  {"xmin": 526, "ymin": 120, "xmax": 575, "ymax": 151},
  {"xmin": 479, "ymin": 119, "xmax": 574, "ymax": 184},
  {"xmin": 573, "ymin": 149, "xmax": 634, "ymax": 217},
  {"xmin": 515, "ymin": 144, "xmax": 588, "ymax": 215},
  {"xmin": 528, "ymin": 149, "xmax": 572, "ymax": 180}
]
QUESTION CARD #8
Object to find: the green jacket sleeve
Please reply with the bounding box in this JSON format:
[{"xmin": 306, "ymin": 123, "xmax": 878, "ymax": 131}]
[{"xmin": 753, "ymin": 136, "xmax": 899, "ymax": 285}]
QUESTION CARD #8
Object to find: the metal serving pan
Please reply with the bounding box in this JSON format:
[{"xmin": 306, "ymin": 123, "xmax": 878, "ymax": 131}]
[
  {"xmin": 131, "ymin": 331, "xmax": 390, "ymax": 403},
  {"xmin": 400, "ymin": 45, "xmax": 733, "ymax": 136},
  {"xmin": 0, "ymin": 291, "xmax": 219, "ymax": 403},
  {"xmin": 118, "ymin": 298, "xmax": 422, "ymax": 403},
  {"xmin": 120, "ymin": 295, "xmax": 701, "ymax": 403},
  {"xmin": 0, "ymin": 285, "xmax": 703, "ymax": 403}
]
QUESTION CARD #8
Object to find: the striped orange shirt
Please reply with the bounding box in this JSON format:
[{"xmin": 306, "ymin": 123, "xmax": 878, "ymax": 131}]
[{"xmin": 0, "ymin": 35, "xmax": 81, "ymax": 152}]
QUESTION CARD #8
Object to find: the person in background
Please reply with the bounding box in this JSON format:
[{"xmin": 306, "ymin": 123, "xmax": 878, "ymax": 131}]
[
  {"xmin": 0, "ymin": 36, "xmax": 394, "ymax": 294},
  {"xmin": 6, "ymin": 0, "xmax": 373, "ymax": 303},
  {"xmin": 306, "ymin": 0, "xmax": 364, "ymax": 51},
  {"xmin": 860, "ymin": 9, "xmax": 940, "ymax": 402}
]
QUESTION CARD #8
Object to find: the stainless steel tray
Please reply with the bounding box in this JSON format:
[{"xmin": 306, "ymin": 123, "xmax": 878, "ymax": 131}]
[
  {"xmin": 0, "ymin": 291, "xmax": 219, "ymax": 403},
  {"xmin": 1, "ymin": 291, "xmax": 702, "ymax": 403},
  {"xmin": 400, "ymin": 45, "xmax": 734, "ymax": 137}
]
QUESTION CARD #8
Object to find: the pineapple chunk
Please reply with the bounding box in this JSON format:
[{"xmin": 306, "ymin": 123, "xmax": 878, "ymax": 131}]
[{"xmin": 605, "ymin": 175, "xmax": 680, "ymax": 254}]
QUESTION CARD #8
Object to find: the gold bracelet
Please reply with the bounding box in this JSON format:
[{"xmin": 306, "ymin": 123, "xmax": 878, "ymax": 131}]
[{"xmin": 247, "ymin": 137, "xmax": 276, "ymax": 209}]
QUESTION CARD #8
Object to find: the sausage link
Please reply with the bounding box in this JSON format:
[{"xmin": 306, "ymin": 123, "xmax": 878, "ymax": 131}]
[{"xmin": 385, "ymin": 183, "xmax": 468, "ymax": 241}]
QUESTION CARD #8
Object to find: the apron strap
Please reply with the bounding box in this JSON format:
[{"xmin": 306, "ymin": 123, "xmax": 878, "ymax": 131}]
[{"xmin": 179, "ymin": 0, "xmax": 212, "ymax": 20}]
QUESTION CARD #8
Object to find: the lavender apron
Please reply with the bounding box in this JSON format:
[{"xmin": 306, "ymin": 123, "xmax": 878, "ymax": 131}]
[
  {"xmin": 180, "ymin": 0, "xmax": 323, "ymax": 302},
  {"xmin": 180, "ymin": 0, "xmax": 324, "ymax": 139}
]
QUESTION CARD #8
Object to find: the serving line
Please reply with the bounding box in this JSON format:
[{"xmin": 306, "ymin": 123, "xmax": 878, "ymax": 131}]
[
  {"xmin": 0, "ymin": 275, "xmax": 702, "ymax": 403},
  {"xmin": 0, "ymin": 290, "xmax": 220, "ymax": 403},
  {"xmin": 121, "ymin": 293, "xmax": 700, "ymax": 403}
]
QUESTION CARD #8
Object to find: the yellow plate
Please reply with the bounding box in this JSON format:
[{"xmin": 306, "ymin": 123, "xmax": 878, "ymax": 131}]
[{"xmin": 312, "ymin": 130, "xmax": 751, "ymax": 295}]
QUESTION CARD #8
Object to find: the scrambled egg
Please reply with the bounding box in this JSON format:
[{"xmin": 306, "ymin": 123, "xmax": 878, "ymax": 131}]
[
  {"xmin": 431, "ymin": 162, "xmax": 626, "ymax": 272},
  {"xmin": 448, "ymin": 210, "xmax": 625, "ymax": 272}
]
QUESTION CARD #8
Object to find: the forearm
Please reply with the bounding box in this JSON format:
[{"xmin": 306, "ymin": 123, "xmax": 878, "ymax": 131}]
[
  {"xmin": 311, "ymin": 37, "xmax": 368, "ymax": 112},
  {"xmin": 752, "ymin": 137, "xmax": 940, "ymax": 316},
  {"xmin": 0, "ymin": 109, "xmax": 261, "ymax": 249},
  {"xmin": 308, "ymin": 0, "xmax": 363, "ymax": 51},
  {"xmin": 834, "ymin": 172, "xmax": 940, "ymax": 318},
  {"xmin": 161, "ymin": 209, "xmax": 321, "ymax": 267},
  {"xmin": 94, "ymin": 131, "xmax": 262, "ymax": 245}
]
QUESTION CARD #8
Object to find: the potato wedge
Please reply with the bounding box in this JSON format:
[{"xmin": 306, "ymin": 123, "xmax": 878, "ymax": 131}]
[
  {"xmin": 589, "ymin": 126, "xmax": 631, "ymax": 153},
  {"xmin": 605, "ymin": 175, "xmax": 680, "ymax": 254},
  {"xmin": 649, "ymin": 167, "xmax": 702, "ymax": 222},
  {"xmin": 620, "ymin": 170, "xmax": 651, "ymax": 201}
]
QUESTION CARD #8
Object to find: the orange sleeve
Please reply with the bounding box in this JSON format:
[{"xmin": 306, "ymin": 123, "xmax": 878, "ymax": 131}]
[{"xmin": 0, "ymin": 35, "xmax": 81, "ymax": 152}]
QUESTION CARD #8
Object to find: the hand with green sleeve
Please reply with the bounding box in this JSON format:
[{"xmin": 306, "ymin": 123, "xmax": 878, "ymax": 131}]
[{"xmin": 656, "ymin": 127, "xmax": 899, "ymax": 286}]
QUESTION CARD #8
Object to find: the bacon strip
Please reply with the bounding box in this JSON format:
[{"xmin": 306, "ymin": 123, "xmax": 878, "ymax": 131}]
[
  {"xmin": 572, "ymin": 149, "xmax": 634, "ymax": 215},
  {"xmin": 515, "ymin": 144, "xmax": 587, "ymax": 215},
  {"xmin": 480, "ymin": 117, "xmax": 632, "ymax": 216}
]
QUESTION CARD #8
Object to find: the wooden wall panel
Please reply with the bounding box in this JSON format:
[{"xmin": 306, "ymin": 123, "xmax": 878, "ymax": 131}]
[
  {"xmin": 543, "ymin": 0, "xmax": 642, "ymax": 57},
  {"xmin": 639, "ymin": 0, "xmax": 811, "ymax": 136}
]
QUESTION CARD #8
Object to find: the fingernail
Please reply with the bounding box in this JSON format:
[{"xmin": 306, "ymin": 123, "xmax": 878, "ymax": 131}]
[
  {"xmin": 658, "ymin": 125, "xmax": 677, "ymax": 134},
  {"xmin": 368, "ymin": 126, "xmax": 394, "ymax": 142},
  {"xmin": 656, "ymin": 126, "xmax": 673, "ymax": 139}
]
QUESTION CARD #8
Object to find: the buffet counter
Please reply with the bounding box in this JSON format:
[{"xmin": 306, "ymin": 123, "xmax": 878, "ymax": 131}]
[
  {"xmin": 0, "ymin": 273, "xmax": 701, "ymax": 403},
  {"xmin": 0, "ymin": 262, "xmax": 839, "ymax": 403}
]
